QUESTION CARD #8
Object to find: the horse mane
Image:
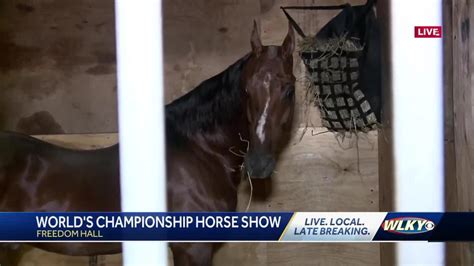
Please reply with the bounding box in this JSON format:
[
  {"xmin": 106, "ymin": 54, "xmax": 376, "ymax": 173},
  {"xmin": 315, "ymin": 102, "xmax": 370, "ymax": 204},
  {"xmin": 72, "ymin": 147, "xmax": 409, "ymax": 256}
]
[{"xmin": 165, "ymin": 54, "xmax": 250, "ymax": 140}]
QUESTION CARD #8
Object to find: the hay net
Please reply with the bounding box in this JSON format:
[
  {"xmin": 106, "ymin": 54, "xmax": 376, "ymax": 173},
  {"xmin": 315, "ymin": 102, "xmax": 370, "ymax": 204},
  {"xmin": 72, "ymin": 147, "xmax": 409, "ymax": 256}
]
[{"xmin": 281, "ymin": 1, "xmax": 381, "ymax": 133}]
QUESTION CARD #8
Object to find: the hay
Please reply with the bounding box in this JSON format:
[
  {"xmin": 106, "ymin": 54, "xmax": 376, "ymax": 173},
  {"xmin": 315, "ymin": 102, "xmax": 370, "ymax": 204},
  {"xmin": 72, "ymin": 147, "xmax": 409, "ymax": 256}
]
[
  {"xmin": 305, "ymin": 84, "xmax": 378, "ymax": 134},
  {"xmin": 298, "ymin": 33, "xmax": 364, "ymax": 54},
  {"xmin": 298, "ymin": 32, "xmax": 378, "ymax": 134}
]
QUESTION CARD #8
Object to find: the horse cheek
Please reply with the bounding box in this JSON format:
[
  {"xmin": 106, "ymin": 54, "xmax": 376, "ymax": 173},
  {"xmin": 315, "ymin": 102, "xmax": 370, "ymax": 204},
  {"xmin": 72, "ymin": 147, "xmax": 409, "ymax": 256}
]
[
  {"xmin": 280, "ymin": 107, "xmax": 292, "ymax": 129},
  {"xmin": 246, "ymin": 103, "xmax": 253, "ymax": 123}
]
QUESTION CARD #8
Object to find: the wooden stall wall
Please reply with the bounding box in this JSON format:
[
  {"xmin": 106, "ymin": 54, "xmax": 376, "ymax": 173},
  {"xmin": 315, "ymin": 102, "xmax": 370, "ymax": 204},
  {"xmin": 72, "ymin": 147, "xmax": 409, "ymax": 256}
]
[
  {"xmin": 0, "ymin": 0, "xmax": 117, "ymax": 134},
  {"xmin": 0, "ymin": 0, "xmax": 258, "ymax": 134},
  {"xmin": 2, "ymin": 0, "xmax": 380, "ymax": 265},
  {"xmin": 444, "ymin": 0, "xmax": 474, "ymax": 265},
  {"xmin": 375, "ymin": 0, "xmax": 395, "ymax": 265}
]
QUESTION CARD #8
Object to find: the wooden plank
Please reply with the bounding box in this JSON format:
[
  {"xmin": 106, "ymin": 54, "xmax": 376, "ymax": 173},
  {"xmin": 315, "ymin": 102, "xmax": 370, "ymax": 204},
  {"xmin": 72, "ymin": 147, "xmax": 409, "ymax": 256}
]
[
  {"xmin": 443, "ymin": 0, "xmax": 456, "ymax": 214},
  {"xmin": 34, "ymin": 133, "xmax": 118, "ymax": 149},
  {"xmin": 375, "ymin": 0, "xmax": 395, "ymax": 265},
  {"xmin": 451, "ymin": 0, "xmax": 474, "ymax": 219},
  {"xmin": 442, "ymin": 0, "xmax": 461, "ymax": 264},
  {"xmin": 445, "ymin": 0, "xmax": 474, "ymax": 264}
]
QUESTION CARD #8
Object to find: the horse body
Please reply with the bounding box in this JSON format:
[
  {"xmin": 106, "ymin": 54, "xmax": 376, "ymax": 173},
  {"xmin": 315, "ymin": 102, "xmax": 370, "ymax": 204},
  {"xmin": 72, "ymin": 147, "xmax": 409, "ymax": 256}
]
[
  {"xmin": 0, "ymin": 133, "xmax": 121, "ymax": 256},
  {"xmin": 0, "ymin": 133, "xmax": 121, "ymax": 213},
  {"xmin": 166, "ymin": 130, "xmax": 245, "ymax": 212},
  {"xmin": 0, "ymin": 22, "xmax": 295, "ymax": 266},
  {"xmin": 0, "ymin": 56, "xmax": 249, "ymax": 260}
]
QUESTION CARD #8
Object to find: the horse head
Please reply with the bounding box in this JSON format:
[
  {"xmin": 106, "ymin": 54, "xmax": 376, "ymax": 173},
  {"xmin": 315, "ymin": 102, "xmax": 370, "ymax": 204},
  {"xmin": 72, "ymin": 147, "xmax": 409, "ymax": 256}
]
[{"xmin": 241, "ymin": 21, "xmax": 296, "ymax": 179}]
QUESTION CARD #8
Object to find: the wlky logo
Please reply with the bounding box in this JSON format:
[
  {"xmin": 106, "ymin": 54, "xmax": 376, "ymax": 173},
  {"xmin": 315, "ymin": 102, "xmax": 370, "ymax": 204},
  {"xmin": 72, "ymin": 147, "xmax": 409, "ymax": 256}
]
[{"xmin": 414, "ymin": 26, "xmax": 442, "ymax": 38}]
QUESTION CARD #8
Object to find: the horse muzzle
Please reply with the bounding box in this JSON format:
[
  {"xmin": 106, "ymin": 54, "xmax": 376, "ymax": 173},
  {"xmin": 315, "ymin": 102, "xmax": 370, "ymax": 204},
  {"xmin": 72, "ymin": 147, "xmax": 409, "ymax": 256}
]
[{"xmin": 244, "ymin": 151, "xmax": 276, "ymax": 179}]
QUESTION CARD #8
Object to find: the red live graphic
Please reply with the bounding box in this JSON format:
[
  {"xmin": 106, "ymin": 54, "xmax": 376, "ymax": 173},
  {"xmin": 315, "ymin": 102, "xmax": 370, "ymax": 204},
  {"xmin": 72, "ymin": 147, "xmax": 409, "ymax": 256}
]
[{"xmin": 414, "ymin": 26, "xmax": 442, "ymax": 38}]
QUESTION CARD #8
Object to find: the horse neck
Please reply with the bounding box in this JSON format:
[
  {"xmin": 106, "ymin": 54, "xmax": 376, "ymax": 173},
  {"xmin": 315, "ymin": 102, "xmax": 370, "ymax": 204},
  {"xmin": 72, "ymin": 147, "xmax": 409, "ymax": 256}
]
[
  {"xmin": 193, "ymin": 100, "xmax": 249, "ymax": 188},
  {"xmin": 165, "ymin": 61, "xmax": 251, "ymax": 181},
  {"xmin": 197, "ymin": 98, "xmax": 249, "ymax": 150},
  {"xmin": 166, "ymin": 55, "xmax": 251, "ymax": 147}
]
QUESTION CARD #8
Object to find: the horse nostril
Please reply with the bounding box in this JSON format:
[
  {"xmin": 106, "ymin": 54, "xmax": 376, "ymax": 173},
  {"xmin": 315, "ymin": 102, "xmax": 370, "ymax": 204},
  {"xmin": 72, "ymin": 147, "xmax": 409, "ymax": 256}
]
[
  {"xmin": 244, "ymin": 156, "xmax": 252, "ymax": 172},
  {"xmin": 261, "ymin": 158, "xmax": 276, "ymax": 177},
  {"xmin": 244, "ymin": 153, "xmax": 275, "ymax": 178}
]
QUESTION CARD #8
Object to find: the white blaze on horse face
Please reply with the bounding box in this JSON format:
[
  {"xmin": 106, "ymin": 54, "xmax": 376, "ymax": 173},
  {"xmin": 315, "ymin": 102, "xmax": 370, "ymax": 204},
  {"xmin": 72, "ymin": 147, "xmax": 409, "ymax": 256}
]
[
  {"xmin": 263, "ymin": 73, "xmax": 271, "ymax": 89},
  {"xmin": 256, "ymin": 73, "xmax": 271, "ymax": 143},
  {"xmin": 256, "ymin": 99, "xmax": 269, "ymax": 143}
]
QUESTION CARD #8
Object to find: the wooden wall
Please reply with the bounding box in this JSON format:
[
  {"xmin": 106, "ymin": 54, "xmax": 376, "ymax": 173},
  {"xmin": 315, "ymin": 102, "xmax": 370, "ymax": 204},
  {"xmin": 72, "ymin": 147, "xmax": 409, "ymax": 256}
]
[
  {"xmin": 444, "ymin": 0, "xmax": 474, "ymax": 264},
  {"xmin": 375, "ymin": 0, "xmax": 395, "ymax": 265},
  {"xmin": 0, "ymin": 0, "xmax": 117, "ymax": 134},
  {"xmin": 10, "ymin": 1, "xmax": 471, "ymax": 264},
  {"xmin": 0, "ymin": 0, "xmax": 363, "ymax": 134},
  {"xmin": 0, "ymin": 0, "xmax": 258, "ymax": 134},
  {"xmin": 4, "ymin": 0, "xmax": 380, "ymax": 265},
  {"xmin": 22, "ymin": 127, "xmax": 378, "ymax": 266},
  {"xmin": 217, "ymin": 129, "xmax": 379, "ymax": 266}
]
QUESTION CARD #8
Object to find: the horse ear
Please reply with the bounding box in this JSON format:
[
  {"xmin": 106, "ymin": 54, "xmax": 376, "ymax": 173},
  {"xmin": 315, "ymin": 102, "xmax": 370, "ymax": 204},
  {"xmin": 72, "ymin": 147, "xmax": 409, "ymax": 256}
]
[
  {"xmin": 282, "ymin": 22, "xmax": 295, "ymax": 58},
  {"xmin": 251, "ymin": 20, "xmax": 262, "ymax": 55}
]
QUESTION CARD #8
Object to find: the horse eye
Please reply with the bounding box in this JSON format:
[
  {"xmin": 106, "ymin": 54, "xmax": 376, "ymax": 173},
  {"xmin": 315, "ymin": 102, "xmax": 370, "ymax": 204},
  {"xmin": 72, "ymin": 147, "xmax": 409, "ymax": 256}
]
[{"xmin": 284, "ymin": 86, "xmax": 295, "ymax": 99}]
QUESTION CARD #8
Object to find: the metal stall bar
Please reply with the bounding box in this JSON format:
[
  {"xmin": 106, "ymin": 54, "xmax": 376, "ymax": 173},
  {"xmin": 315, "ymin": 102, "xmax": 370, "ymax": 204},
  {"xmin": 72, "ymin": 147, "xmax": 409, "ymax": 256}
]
[
  {"xmin": 390, "ymin": 0, "xmax": 445, "ymax": 265},
  {"xmin": 115, "ymin": 0, "xmax": 168, "ymax": 265}
]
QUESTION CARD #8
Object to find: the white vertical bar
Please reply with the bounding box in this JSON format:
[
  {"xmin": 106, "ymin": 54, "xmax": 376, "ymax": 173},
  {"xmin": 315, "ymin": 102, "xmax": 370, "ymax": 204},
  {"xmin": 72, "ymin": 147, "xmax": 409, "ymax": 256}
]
[
  {"xmin": 115, "ymin": 0, "xmax": 167, "ymax": 265},
  {"xmin": 390, "ymin": 0, "xmax": 445, "ymax": 265}
]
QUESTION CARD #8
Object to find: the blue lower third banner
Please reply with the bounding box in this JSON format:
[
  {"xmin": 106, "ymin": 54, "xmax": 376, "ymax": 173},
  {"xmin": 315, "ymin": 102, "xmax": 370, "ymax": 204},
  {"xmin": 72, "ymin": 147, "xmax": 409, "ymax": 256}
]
[{"xmin": 0, "ymin": 212, "xmax": 472, "ymax": 241}]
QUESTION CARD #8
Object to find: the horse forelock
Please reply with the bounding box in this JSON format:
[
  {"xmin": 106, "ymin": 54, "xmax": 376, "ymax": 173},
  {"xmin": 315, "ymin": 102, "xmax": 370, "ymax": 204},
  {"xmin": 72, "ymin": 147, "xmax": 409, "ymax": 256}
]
[{"xmin": 266, "ymin": 46, "xmax": 279, "ymax": 59}]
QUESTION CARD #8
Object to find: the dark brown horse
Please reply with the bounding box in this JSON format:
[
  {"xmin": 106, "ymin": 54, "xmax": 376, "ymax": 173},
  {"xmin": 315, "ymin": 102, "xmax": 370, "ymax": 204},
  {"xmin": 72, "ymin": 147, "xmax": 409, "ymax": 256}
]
[{"xmin": 0, "ymin": 22, "xmax": 295, "ymax": 266}]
